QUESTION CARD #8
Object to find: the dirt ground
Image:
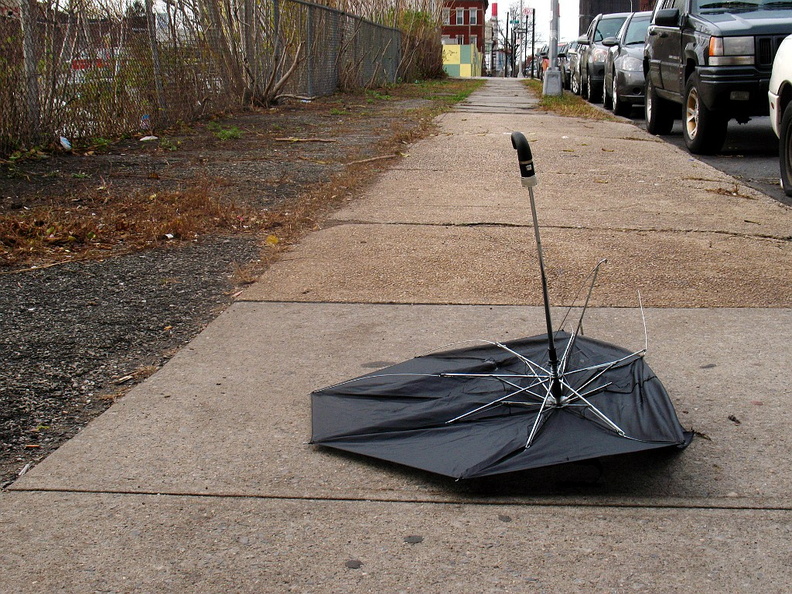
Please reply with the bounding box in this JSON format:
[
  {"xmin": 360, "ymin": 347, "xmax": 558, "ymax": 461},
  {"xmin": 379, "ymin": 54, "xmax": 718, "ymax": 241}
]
[{"xmin": 0, "ymin": 82, "xmax": 479, "ymax": 486}]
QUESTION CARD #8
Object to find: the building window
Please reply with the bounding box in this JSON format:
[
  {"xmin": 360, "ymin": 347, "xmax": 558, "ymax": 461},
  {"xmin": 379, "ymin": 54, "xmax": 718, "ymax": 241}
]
[
  {"xmin": 456, "ymin": 8, "xmax": 464, "ymax": 25},
  {"xmin": 457, "ymin": 34, "xmax": 465, "ymax": 44},
  {"xmin": 469, "ymin": 8, "xmax": 478, "ymax": 25},
  {"xmin": 442, "ymin": 8, "xmax": 450, "ymax": 25},
  {"xmin": 441, "ymin": 35, "xmax": 453, "ymax": 44},
  {"xmin": 470, "ymin": 34, "xmax": 478, "ymax": 48}
]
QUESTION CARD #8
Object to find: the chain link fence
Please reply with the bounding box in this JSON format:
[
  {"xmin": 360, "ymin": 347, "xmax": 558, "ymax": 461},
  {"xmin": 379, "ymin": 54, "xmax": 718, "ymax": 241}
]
[{"xmin": 0, "ymin": 0, "xmax": 432, "ymax": 157}]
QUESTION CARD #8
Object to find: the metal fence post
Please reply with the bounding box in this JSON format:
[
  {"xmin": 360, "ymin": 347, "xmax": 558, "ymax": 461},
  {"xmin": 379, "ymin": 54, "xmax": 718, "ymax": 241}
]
[{"xmin": 19, "ymin": 0, "xmax": 41, "ymax": 141}]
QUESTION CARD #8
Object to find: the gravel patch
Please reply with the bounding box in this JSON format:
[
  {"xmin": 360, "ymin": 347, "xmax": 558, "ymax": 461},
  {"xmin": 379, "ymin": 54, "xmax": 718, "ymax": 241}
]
[{"xmin": 0, "ymin": 237, "xmax": 259, "ymax": 484}]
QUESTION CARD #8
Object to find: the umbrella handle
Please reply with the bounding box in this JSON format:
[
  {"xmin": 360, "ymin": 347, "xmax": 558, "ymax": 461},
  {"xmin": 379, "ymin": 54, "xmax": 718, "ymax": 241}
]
[{"xmin": 511, "ymin": 131, "xmax": 537, "ymax": 187}]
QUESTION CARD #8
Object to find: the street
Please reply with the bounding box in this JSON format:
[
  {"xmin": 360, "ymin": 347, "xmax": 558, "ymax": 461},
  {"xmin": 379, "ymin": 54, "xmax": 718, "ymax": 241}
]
[{"xmin": 621, "ymin": 107, "xmax": 789, "ymax": 206}]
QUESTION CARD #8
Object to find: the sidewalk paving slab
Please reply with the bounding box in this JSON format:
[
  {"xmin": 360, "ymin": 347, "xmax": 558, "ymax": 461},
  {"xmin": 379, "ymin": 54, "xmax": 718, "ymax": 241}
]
[
  {"xmin": 2, "ymin": 491, "xmax": 790, "ymax": 593},
  {"xmin": 11, "ymin": 303, "xmax": 791, "ymax": 508}
]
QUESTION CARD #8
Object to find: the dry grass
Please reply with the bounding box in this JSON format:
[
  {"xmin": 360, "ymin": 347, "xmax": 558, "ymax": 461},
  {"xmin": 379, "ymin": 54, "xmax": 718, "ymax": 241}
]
[
  {"xmin": 0, "ymin": 180, "xmax": 261, "ymax": 270},
  {"xmin": 522, "ymin": 79, "xmax": 617, "ymax": 121},
  {"xmin": 1, "ymin": 78, "xmax": 483, "ymax": 272}
]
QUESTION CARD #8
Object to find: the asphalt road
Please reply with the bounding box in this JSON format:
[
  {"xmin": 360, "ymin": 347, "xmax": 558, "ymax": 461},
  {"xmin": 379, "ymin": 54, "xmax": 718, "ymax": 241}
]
[{"xmin": 623, "ymin": 107, "xmax": 790, "ymax": 207}]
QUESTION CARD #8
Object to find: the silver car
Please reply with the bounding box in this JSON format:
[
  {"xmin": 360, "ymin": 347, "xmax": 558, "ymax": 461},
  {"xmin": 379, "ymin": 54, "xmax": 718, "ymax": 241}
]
[
  {"xmin": 559, "ymin": 40, "xmax": 579, "ymax": 90},
  {"xmin": 603, "ymin": 11, "xmax": 652, "ymax": 116},
  {"xmin": 577, "ymin": 12, "xmax": 630, "ymax": 103}
]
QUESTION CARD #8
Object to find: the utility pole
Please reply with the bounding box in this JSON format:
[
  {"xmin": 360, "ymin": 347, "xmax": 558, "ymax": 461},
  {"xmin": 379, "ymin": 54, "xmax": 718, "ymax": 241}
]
[
  {"xmin": 531, "ymin": 9, "xmax": 536, "ymax": 78},
  {"xmin": 543, "ymin": 0, "xmax": 562, "ymax": 95},
  {"xmin": 519, "ymin": 0, "xmax": 523, "ymax": 76},
  {"xmin": 504, "ymin": 12, "xmax": 510, "ymax": 77}
]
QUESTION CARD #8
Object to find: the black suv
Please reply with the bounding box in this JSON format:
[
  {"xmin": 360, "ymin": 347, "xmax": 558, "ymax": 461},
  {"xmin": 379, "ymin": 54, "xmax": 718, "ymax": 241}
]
[{"xmin": 643, "ymin": 0, "xmax": 792, "ymax": 154}]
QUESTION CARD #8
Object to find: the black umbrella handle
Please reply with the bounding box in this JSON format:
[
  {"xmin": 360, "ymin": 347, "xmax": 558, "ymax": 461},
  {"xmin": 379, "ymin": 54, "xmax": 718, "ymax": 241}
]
[{"xmin": 511, "ymin": 131, "xmax": 537, "ymax": 187}]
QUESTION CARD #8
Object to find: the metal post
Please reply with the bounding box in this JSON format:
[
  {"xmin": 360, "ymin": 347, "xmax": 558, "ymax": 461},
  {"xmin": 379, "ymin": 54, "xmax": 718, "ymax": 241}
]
[
  {"xmin": 543, "ymin": 0, "xmax": 562, "ymax": 95},
  {"xmin": 19, "ymin": 0, "xmax": 40, "ymax": 139},
  {"xmin": 504, "ymin": 12, "xmax": 509, "ymax": 77},
  {"xmin": 145, "ymin": 0, "xmax": 167, "ymax": 122},
  {"xmin": 531, "ymin": 9, "xmax": 536, "ymax": 78},
  {"xmin": 523, "ymin": 14, "xmax": 528, "ymax": 77}
]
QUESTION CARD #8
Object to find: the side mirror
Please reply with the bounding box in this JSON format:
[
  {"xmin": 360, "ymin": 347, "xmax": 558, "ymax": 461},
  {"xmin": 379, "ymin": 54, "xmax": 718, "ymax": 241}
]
[
  {"xmin": 602, "ymin": 36, "xmax": 619, "ymax": 47},
  {"xmin": 654, "ymin": 8, "xmax": 680, "ymax": 27},
  {"xmin": 576, "ymin": 34, "xmax": 590, "ymax": 45}
]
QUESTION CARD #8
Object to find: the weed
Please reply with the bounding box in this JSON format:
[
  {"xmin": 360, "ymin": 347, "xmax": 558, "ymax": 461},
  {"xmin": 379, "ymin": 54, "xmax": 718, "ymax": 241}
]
[
  {"xmin": 366, "ymin": 89, "xmax": 392, "ymax": 102},
  {"xmin": 522, "ymin": 79, "xmax": 617, "ymax": 121},
  {"xmin": 159, "ymin": 138, "xmax": 180, "ymax": 151},
  {"xmin": 207, "ymin": 122, "xmax": 243, "ymax": 141},
  {"xmin": 8, "ymin": 147, "xmax": 49, "ymax": 164},
  {"xmin": 90, "ymin": 137, "xmax": 112, "ymax": 150}
]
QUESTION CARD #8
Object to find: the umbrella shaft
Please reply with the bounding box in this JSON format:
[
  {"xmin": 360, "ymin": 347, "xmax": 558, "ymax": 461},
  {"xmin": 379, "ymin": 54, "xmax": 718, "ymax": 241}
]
[{"xmin": 528, "ymin": 187, "xmax": 562, "ymax": 398}]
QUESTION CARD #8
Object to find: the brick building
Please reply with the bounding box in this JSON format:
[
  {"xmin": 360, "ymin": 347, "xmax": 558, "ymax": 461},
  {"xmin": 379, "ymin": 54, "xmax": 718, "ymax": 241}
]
[{"xmin": 441, "ymin": 0, "xmax": 489, "ymax": 55}]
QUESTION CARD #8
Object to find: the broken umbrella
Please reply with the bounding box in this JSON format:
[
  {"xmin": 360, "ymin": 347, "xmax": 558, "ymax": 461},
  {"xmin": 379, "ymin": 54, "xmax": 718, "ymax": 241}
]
[{"xmin": 310, "ymin": 132, "xmax": 691, "ymax": 480}]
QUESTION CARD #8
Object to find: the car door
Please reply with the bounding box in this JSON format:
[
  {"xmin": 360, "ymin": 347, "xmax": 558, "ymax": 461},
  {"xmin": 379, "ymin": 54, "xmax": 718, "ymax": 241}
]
[
  {"xmin": 647, "ymin": 0, "xmax": 686, "ymax": 96},
  {"xmin": 580, "ymin": 16, "xmax": 600, "ymax": 83}
]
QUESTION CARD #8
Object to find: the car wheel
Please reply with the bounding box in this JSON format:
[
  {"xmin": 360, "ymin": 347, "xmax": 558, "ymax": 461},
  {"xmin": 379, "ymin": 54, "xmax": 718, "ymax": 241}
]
[
  {"xmin": 612, "ymin": 71, "xmax": 629, "ymax": 116},
  {"xmin": 780, "ymin": 102, "xmax": 792, "ymax": 197},
  {"xmin": 683, "ymin": 74, "xmax": 727, "ymax": 155},
  {"xmin": 587, "ymin": 71, "xmax": 601, "ymax": 103},
  {"xmin": 581, "ymin": 69, "xmax": 589, "ymax": 100},
  {"xmin": 603, "ymin": 73, "xmax": 613, "ymax": 110},
  {"xmin": 571, "ymin": 71, "xmax": 581, "ymax": 95},
  {"xmin": 645, "ymin": 78, "xmax": 674, "ymax": 135}
]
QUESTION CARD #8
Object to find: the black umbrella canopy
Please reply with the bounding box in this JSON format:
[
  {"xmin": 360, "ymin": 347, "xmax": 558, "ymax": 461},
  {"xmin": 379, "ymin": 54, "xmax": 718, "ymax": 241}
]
[
  {"xmin": 311, "ymin": 331, "xmax": 690, "ymax": 480},
  {"xmin": 310, "ymin": 131, "xmax": 690, "ymax": 480}
]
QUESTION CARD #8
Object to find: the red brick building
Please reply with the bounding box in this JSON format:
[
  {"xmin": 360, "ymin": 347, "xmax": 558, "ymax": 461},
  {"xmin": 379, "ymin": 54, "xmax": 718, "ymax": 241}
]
[{"xmin": 441, "ymin": 0, "xmax": 489, "ymax": 55}]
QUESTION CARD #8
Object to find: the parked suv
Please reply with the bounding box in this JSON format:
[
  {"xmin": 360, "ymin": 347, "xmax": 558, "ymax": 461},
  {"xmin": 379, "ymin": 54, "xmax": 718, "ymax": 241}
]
[
  {"xmin": 644, "ymin": 0, "xmax": 792, "ymax": 154},
  {"xmin": 577, "ymin": 12, "xmax": 630, "ymax": 102}
]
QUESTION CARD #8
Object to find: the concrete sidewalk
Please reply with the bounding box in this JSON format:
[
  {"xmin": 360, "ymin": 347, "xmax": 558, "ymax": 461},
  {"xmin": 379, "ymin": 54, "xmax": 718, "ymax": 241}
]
[{"xmin": 2, "ymin": 78, "xmax": 791, "ymax": 592}]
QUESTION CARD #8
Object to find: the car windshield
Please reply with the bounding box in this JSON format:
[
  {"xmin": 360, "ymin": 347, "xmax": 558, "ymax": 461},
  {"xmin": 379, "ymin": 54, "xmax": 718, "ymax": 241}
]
[
  {"xmin": 693, "ymin": 0, "xmax": 791, "ymax": 12},
  {"xmin": 595, "ymin": 17, "xmax": 628, "ymax": 42},
  {"xmin": 623, "ymin": 16, "xmax": 651, "ymax": 44}
]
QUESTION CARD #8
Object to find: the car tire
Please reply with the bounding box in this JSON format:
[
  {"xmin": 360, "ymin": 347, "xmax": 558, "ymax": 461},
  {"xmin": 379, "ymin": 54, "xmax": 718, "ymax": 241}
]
[
  {"xmin": 603, "ymin": 73, "xmax": 613, "ymax": 110},
  {"xmin": 645, "ymin": 78, "xmax": 674, "ymax": 135},
  {"xmin": 780, "ymin": 102, "xmax": 792, "ymax": 197},
  {"xmin": 612, "ymin": 71, "xmax": 630, "ymax": 116},
  {"xmin": 683, "ymin": 74, "xmax": 727, "ymax": 155},
  {"xmin": 587, "ymin": 71, "xmax": 601, "ymax": 103},
  {"xmin": 571, "ymin": 71, "xmax": 581, "ymax": 95},
  {"xmin": 581, "ymin": 69, "xmax": 589, "ymax": 100}
]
